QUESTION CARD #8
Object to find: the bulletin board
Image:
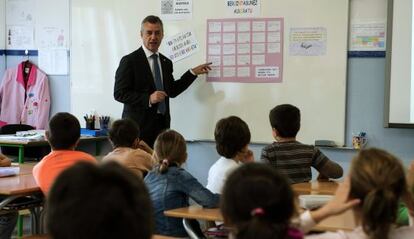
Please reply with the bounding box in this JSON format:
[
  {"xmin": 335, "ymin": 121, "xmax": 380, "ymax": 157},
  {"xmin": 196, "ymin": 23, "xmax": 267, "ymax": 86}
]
[{"xmin": 70, "ymin": 0, "xmax": 349, "ymax": 144}]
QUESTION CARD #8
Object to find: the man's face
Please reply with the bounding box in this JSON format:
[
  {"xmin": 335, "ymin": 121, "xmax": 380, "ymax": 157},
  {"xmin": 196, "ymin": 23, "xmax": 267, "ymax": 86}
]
[{"xmin": 141, "ymin": 22, "xmax": 164, "ymax": 53}]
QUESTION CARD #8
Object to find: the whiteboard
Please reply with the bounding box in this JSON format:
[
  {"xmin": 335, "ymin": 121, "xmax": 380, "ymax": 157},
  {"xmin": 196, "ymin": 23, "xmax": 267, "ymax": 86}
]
[{"xmin": 71, "ymin": 0, "xmax": 348, "ymax": 144}]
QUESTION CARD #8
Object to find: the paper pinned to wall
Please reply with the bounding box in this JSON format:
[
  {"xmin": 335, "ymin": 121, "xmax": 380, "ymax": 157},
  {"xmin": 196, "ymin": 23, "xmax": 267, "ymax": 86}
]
[
  {"xmin": 6, "ymin": 25, "xmax": 34, "ymax": 49},
  {"xmin": 350, "ymin": 21, "xmax": 386, "ymax": 51},
  {"xmin": 289, "ymin": 27, "xmax": 327, "ymax": 56},
  {"xmin": 38, "ymin": 49, "xmax": 68, "ymax": 75},
  {"xmin": 162, "ymin": 30, "xmax": 199, "ymax": 63},
  {"xmin": 161, "ymin": 0, "xmax": 192, "ymax": 20}
]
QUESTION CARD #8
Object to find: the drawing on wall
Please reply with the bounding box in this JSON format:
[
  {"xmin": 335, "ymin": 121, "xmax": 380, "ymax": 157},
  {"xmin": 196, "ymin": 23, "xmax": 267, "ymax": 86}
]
[
  {"xmin": 6, "ymin": 25, "xmax": 34, "ymax": 49},
  {"xmin": 206, "ymin": 18, "xmax": 283, "ymax": 83}
]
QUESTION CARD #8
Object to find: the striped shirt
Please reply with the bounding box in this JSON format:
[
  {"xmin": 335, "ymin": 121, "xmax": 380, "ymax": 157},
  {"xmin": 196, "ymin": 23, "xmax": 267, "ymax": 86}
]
[{"xmin": 260, "ymin": 141, "xmax": 342, "ymax": 184}]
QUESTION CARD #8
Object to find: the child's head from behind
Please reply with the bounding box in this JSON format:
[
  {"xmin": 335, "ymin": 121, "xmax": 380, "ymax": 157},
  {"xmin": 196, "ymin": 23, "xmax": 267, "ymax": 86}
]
[
  {"xmin": 47, "ymin": 112, "xmax": 80, "ymax": 150},
  {"xmin": 350, "ymin": 148, "xmax": 406, "ymax": 239},
  {"xmin": 215, "ymin": 116, "xmax": 251, "ymax": 159},
  {"xmin": 154, "ymin": 130, "xmax": 187, "ymax": 173},
  {"xmin": 269, "ymin": 104, "xmax": 300, "ymax": 138},
  {"xmin": 109, "ymin": 118, "xmax": 140, "ymax": 148},
  {"xmin": 221, "ymin": 163, "xmax": 296, "ymax": 239},
  {"xmin": 47, "ymin": 161, "xmax": 153, "ymax": 239}
]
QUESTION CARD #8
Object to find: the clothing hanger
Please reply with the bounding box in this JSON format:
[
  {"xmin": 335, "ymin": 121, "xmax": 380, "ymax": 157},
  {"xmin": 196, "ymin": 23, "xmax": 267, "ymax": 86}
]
[{"xmin": 23, "ymin": 50, "xmax": 32, "ymax": 74}]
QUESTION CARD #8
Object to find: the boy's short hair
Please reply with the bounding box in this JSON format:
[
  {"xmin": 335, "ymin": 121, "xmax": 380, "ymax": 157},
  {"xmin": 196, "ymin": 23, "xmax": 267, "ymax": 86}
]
[
  {"xmin": 269, "ymin": 104, "xmax": 300, "ymax": 138},
  {"xmin": 215, "ymin": 116, "xmax": 251, "ymax": 158},
  {"xmin": 47, "ymin": 161, "xmax": 153, "ymax": 239},
  {"xmin": 109, "ymin": 119, "xmax": 140, "ymax": 148},
  {"xmin": 47, "ymin": 112, "xmax": 80, "ymax": 150}
]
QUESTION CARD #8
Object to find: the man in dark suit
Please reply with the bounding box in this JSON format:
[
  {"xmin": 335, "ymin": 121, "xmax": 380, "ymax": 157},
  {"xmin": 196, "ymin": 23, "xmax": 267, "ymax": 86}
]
[{"xmin": 114, "ymin": 15, "xmax": 211, "ymax": 147}]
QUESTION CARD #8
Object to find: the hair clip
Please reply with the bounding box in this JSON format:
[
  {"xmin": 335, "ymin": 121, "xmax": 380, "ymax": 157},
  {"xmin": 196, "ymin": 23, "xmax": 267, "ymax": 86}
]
[
  {"xmin": 162, "ymin": 159, "xmax": 169, "ymax": 166},
  {"xmin": 250, "ymin": 207, "xmax": 265, "ymax": 217}
]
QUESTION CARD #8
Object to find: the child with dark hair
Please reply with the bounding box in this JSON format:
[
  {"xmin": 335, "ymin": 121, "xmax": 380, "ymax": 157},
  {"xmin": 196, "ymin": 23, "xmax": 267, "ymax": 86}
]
[
  {"xmin": 144, "ymin": 130, "xmax": 219, "ymax": 237},
  {"xmin": 303, "ymin": 148, "xmax": 414, "ymax": 239},
  {"xmin": 33, "ymin": 112, "xmax": 96, "ymax": 194},
  {"xmin": 103, "ymin": 118, "xmax": 153, "ymax": 178},
  {"xmin": 261, "ymin": 104, "xmax": 343, "ymax": 184},
  {"xmin": 47, "ymin": 161, "xmax": 153, "ymax": 239},
  {"xmin": 221, "ymin": 163, "xmax": 303, "ymax": 239},
  {"xmin": 207, "ymin": 116, "xmax": 254, "ymax": 194}
]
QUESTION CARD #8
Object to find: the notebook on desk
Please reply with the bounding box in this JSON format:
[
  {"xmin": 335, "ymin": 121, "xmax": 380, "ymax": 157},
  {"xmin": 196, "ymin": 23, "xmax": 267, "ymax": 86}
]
[{"xmin": 0, "ymin": 167, "xmax": 20, "ymax": 177}]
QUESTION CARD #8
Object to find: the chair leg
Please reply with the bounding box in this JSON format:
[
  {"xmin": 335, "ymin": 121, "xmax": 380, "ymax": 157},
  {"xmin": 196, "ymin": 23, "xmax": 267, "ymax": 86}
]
[
  {"xmin": 17, "ymin": 214, "xmax": 23, "ymax": 237},
  {"xmin": 182, "ymin": 218, "xmax": 207, "ymax": 239}
]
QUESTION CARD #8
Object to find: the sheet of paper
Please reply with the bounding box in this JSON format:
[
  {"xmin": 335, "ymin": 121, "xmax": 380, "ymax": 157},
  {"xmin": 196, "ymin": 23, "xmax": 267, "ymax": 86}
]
[
  {"xmin": 223, "ymin": 44, "xmax": 236, "ymax": 55},
  {"xmin": 223, "ymin": 55, "xmax": 236, "ymax": 66},
  {"xmin": 237, "ymin": 67, "xmax": 250, "ymax": 77},
  {"xmin": 289, "ymin": 27, "xmax": 327, "ymax": 56},
  {"xmin": 161, "ymin": 0, "xmax": 192, "ymax": 20},
  {"xmin": 237, "ymin": 55, "xmax": 250, "ymax": 65},
  {"xmin": 38, "ymin": 49, "xmax": 68, "ymax": 75},
  {"xmin": 162, "ymin": 30, "xmax": 199, "ymax": 63},
  {"xmin": 223, "ymin": 33, "xmax": 236, "ymax": 43}
]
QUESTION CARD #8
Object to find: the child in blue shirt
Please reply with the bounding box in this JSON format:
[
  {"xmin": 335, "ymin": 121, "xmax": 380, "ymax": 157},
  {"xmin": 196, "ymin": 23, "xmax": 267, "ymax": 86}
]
[{"xmin": 144, "ymin": 130, "xmax": 219, "ymax": 237}]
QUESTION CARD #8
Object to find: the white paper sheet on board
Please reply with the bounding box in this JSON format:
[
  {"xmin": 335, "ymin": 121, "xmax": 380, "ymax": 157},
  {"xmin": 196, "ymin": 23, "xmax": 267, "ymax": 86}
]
[
  {"xmin": 38, "ymin": 49, "xmax": 68, "ymax": 75},
  {"xmin": 161, "ymin": 0, "xmax": 192, "ymax": 20}
]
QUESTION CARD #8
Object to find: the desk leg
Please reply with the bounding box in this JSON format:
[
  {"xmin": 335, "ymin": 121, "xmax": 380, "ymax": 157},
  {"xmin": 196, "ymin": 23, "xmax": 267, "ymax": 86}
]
[
  {"xmin": 18, "ymin": 146, "xmax": 24, "ymax": 164},
  {"xmin": 17, "ymin": 214, "xmax": 23, "ymax": 237}
]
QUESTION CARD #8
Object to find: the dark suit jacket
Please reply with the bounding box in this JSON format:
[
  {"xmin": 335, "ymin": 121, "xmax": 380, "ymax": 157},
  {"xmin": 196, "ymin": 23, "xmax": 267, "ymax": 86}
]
[{"xmin": 114, "ymin": 47, "xmax": 197, "ymax": 145}]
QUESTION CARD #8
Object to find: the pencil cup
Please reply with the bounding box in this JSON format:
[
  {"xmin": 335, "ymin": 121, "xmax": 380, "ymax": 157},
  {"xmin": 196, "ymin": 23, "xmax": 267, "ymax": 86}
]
[
  {"xmin": 86, "ymin": 121, "xmax": 95, "ymax": 130},
  {"xmin": 352, "ymin": 136, "xmax": 367, "ymax": 149}
]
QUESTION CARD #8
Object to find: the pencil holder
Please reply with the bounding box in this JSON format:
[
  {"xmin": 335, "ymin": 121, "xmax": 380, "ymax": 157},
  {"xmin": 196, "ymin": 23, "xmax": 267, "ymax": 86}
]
[
  {"xmin": 86, "ymin": 121, "xmax": 95, "ymax": 130},
  {"xmin": 352, "ymin": 135, "xmax": 367, "ymax": 149}
]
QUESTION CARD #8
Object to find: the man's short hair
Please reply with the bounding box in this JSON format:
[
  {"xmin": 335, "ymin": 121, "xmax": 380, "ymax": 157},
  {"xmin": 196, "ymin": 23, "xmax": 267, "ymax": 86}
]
[
  {"xmin": 47, "ymin": 161, "xmax": 153, "ymax": 239},
  {"xmin": 109, "ymin": 119, "xmax": 140, "ymax": 148},
  {"xmin": 269, "ymin": 104, "xmax": 301, "ymax": 138},
  {"xmin": 141, "ymin": 15, "xmax": 163, "ymax": 32},
  {"xmin": 215, "ymin": 116, "xmax": 251, "ymax": 158},
  {"xmin": 47, "ymin": 112, "xmax": 80, "ymax": 150}
]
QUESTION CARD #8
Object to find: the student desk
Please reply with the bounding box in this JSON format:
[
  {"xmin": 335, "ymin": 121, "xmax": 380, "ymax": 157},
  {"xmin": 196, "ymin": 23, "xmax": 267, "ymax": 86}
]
[
  {"xmin": 0, "ymin": 163, "xmax": 43, "ymax": 237},
  {"xmin": 292, "ymin": 181, "xmax": 339, "ymax": 195},
  {"xmin": 0, "ymin": 135, "xmax": 108, "ymax": 163},
  {"xmin": 164, "ymin": 181, "xmax": 356, "ymax": 233},
  {"xmin": 164, "ymin": 206, "xmax": 355, "ymax": 233}
]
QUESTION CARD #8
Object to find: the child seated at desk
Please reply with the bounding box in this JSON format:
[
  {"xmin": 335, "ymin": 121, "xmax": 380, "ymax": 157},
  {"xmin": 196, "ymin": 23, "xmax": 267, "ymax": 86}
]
[
  {"xmin": 260, "ymin": 104, "xmax": 343, "ymax": 184},
  {"xmin": 47, "ymin": 161, "xmax": 153, "ymax": 239},
  {"xmin": 103, "ymin": 118, "xmax": 153, "ymax": 178},
  {"xmin": 207, "ymin": 116, "xmax": 254, "ymax": 194},
  {"xmin": 144, "ymin": 130, "xmax": 219, "ymax": 237},
  {"xmin": 303, "ymin": 148, "xmax": 414, "ymax": 239},
  {"xmin": 221, "ymin": 162, "xmax": 303, "ymax": 239},
  {"xmin": 33, "ymin": 112, "xmax": 97, "ymax": 195},
  {"xmin": 221, "ymin": 148, "xmax": 414, "ymax": 239}
]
